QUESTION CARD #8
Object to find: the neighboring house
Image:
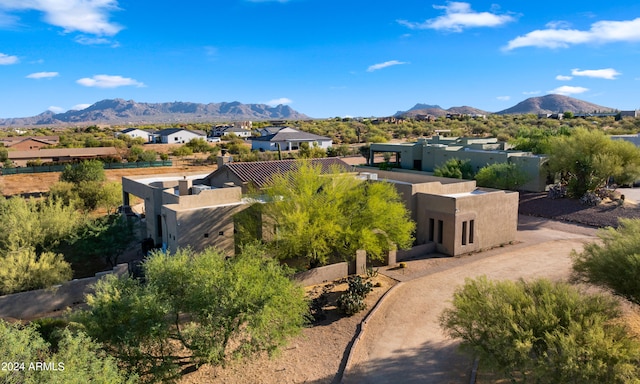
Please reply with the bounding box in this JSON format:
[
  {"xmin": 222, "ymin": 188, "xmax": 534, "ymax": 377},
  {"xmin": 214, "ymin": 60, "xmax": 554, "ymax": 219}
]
[
  {"xmin": 115, "ymin": 128, "xmax": 155, "ymax": 143},
  {"xmin": 610, "ymin": 133, "xmax": 640, "ymax": 147},
  {"xmin": 154, "ymin": 128, "xmax": 206, "ymax": 144},
  {"xmin": 211, "ymin": 126, "xmax": 252, "ymax": 138},
  {"xmin": 251, "ymin": 127, "xmax": 333, "ymax": 151},
  {"xmin": 256, "ymin": 126, "xmax": 285, "ymax": 137},
  {"xmin": 369, "ymin": 135, "xmax": 548, "ymax": 192},
  {"xmin": 0, "ymin": 136, "xmax": 59, "ymax": 150},
  {"xmin": 8, "ymin": 147, "xmax": 119, "ymax": 167},
  {"xmin": 121, "ymin": 158, "xmax": 519, "ymax": 258}
]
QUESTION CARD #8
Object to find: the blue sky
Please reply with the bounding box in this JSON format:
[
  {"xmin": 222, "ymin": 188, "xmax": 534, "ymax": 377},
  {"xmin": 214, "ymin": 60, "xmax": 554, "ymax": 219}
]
[{"xmin": 1, "ymin": 0, "xmax": 640, "ymax": 119}]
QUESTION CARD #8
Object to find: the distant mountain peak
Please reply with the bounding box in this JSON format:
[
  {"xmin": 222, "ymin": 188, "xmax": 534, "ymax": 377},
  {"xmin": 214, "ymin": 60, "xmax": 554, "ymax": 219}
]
[
  {"xmin": 0, "ymin": 99, "xmax": 311, "ymax": 127},
  {"xmin": 496, "ymin": 94, "xmax": 616, "ymax": 115}
]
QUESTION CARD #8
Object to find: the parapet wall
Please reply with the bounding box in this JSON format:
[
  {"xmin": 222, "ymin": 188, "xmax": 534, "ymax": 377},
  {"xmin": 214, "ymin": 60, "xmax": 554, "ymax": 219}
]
[{"xmin": 0, "ymin": 264, "xmax": 128, "ymax": 320}]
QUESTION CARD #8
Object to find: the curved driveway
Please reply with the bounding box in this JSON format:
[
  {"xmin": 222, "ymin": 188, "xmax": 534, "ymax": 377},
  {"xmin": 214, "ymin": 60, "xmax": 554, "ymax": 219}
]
[{"xmin": 343, "ymin": 216, "xmax": 598, "ymax": 384}]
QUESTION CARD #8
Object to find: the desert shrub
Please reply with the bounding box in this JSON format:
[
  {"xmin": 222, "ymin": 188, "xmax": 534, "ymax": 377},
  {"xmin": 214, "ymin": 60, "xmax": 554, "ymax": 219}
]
[
  {"xmin": 337, "ymin": 276, "xmax": 373, "ymax": 316},
  {"xmin": 441, "ymin": 277, "xmax": 640, "ymax": 383},
  {"xmin": 475, "ymin": 162, "xmax": 528, "ymax": 190},
  {"xmin": 434, "ymin": 158, "xmax": 474, "ymax": 179}
]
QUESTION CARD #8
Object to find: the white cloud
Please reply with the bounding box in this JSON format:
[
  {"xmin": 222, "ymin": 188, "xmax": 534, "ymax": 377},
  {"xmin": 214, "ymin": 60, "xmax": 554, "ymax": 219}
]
[
  {"xmin": 548, "ymin": 85, "xmax": 589, "ymax": 95},
  {"xmin": 76, "ymin": 74, "xmax": 144, "ymax": 88},
  {"xmin": 47, "ymin": 106, "xmax": 64, "ymax": 113},
  {"xmin": 571, "ymin": 68, "xmax": 621, "ymax": 80},
  {"xmin": 0, "ymin": 0, "xmax": 123, "ymax": 36},
  {"xmin": 74, "ymin": 35, "xmax": 119, "ymax": 46},
  {"xmin": 496, "ymin": 95, "xmax": 511, "ymax": 101},
  {"xmin": 265, "ymin": 98, "xmax": 292, "ymax": 106},
  {"xmin": 522, "ymin": 90, "xmax": 541, "ymax": 95},
  {"xmin": 26, "ymin": 71, "xmax": 59, "ymax": 79},
  {"xmin": 0, "ymin": 52, "xmax": 18, "ymax": 64},
  {"xmin": 556, "ymin": 75, "xmax": 573, "ymax": 81},
  {"xmin": 70, "ymin": 103, "xmax": 91, "ymax": 111},
  {"xmin": 398, "ymin": 2, "xmax": 515, "ymax": 32},
  {"xmin": 367, "ymin": 60, "xmax": 408, "ymax": 72},
  {"xmin": 505, "ymin": 17, "xmax": 640, "ymax": 50}
]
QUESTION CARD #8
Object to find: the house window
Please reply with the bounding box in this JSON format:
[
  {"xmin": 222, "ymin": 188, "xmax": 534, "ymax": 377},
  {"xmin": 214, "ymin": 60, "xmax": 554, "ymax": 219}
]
[
  {"xmin": 437, "ymin": 220, "xmax": 443, "ymax": 244},
  {"xmin": 428, "ymin": 218, "xmax": 435, "ymax": 242},
  {"xmin": 469, "ymin": 220, "xmax": 475, "ymax": 244},
  {"xmin": 204, "ymin": 233, "xmax": 209, "ymax": 238},
  {"xmin": 462, "ymin": 221, "xmax": 467, "ymax": 245},
  {"xmin": 218, "ymin": 231, "xmax": 224, "ymax": 236}
]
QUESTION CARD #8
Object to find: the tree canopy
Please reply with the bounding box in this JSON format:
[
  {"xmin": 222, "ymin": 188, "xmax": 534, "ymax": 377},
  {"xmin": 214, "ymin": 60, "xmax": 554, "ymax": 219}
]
[
  {"xmin": 78, "ymin": 245, "xmax": 308, "ymax": 382},
  {"xmin": 548, "ymin": 128, "xmax": 640, "ymax": 197},
  {"xmin": 573, "ymin": 218, "xmax": 640, "ymax": 305},
  {"xmin": 433, "ymin": 158, "xmax": 474, "ymax": 179},
  {"xmin": 440, "ymin": 276, "xmax": 640, "ymax": 383},
  {"xmin": 260, "ymin": 161, "xmax": 415, "ymax": 266},
  {"xmin": 0, "ymin": 319, "xmax": 135, "ymax": 384},
  {"xmin": 475, "ymin": 162, "xmax": 529, "ymax": 190}
]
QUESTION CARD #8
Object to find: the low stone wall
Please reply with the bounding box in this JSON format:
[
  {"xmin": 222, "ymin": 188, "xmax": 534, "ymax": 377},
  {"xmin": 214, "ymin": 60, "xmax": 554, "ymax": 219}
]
[
  {"xmin": 294, "ymin": 250, "xmax": 367, "ymax": 287},
  {"xmin": 0, "ymin": 264, "xmax": 128, "ymax": 320},
  {"xmin": 294, "ymin": 262, "xmax": 350, "ymax": 287}
]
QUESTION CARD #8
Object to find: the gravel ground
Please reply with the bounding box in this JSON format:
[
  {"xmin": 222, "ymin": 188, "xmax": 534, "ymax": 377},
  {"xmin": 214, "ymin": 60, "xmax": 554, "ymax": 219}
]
[{"xmin": 518, "ymin": 191, "xmax": 640, "ymax": 228}]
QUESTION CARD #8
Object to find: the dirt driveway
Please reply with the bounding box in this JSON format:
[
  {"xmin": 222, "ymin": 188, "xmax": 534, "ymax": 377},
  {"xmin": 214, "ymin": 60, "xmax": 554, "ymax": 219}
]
[{"xmin": 343, "ymin": 216, "xmax": 598, "ymax": 384}]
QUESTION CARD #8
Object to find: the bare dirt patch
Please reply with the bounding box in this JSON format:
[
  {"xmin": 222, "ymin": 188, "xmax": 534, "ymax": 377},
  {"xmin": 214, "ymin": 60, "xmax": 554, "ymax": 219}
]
[{"xmin": 0, "ymin": 164, "xmax": 216, "ymax": 197}]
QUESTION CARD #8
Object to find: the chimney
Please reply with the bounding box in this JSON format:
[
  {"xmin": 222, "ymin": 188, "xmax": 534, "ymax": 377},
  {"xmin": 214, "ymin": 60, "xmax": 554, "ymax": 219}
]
[{"xmin": 178, "ymin": 176, "xmax": 192, "ymax": 196}]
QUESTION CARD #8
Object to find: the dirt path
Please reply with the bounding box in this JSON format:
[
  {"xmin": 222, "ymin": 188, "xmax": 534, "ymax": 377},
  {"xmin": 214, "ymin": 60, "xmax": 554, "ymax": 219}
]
[{"xmin": 343, "ymin": 216, "xmax": 598, "ymax": 384}]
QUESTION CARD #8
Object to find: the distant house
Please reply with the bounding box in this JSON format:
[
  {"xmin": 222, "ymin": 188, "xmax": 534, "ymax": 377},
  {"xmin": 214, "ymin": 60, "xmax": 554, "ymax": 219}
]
[
  {"xmin": 251, "ymin": 127, "xmax": 333, "ymax": 151},
  {"xmin": 115, "ymin": 128, "xmax": 155, "ymax": 143},
  {"xmin": 211, "ymin": 125, "xmax": 252, "ymax": 138},
  {"xmin": 8, "ymin": 147, "xmax": 119, "ymax": 167},
  {"xmin": 154, "ymin": 128, "xmax": 206, "ymax": 144},
  {"xmin": 0, "ymin": 136, "xmax": 59, "ymax": 150},
  {"xmin": 256, "ymin": 126, "xmax": 285, "ymax": 137}
]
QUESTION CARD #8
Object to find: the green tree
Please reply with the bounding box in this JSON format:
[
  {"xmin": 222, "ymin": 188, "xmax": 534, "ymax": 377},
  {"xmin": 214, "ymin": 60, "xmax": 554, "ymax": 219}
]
[
  {"xmin": 440, "ymin": 277, "xmax": 640, "ymax": 383},
  {"xmin": 60, "ymin": 160, "xmax": 106, "ymax": 184},
  {"xmin": 548, "ymin": 128, "xmax": 640, "ymax": 197},
  {"xmin": 0, "ymin": 320, "xmax": 136, "ymax": 384},
  {"xmin": 67, "ymin": 214, "xmax": 139, "ymax": 267},
  {"xmin": 573, "ymin": 218, "xmax": 640, "ymax": 305},
  {"xmin": 261, "ymin": 161, "xmax": 415, "ymax": 266},
  {"xmin": 185, "ymin": 137, "xmax": 211, "ymax": 153},
  {"xmin": 0, "ymin": 146, "xmax": 8, "ymax": 163},
  {"xmin": 433, "ymin": 158, "xmax": 474, "ymax": 179},
  {"xmin": 78, "ymin": 246, "xmax": 307, "ymax": 382},
  {"xmin": 475, "ymin": 162, "xmax": 529, "ymax": 190},
  {"xmin": 0, "ymin": 247, "xmax": 72, "ymax": 295},
  {"xmin": 0, "ymin": 196, "xmax": 81, "ymax": 253}
]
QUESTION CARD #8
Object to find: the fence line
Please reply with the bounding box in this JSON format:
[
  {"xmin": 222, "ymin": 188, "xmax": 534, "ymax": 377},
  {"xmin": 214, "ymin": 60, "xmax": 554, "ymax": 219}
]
[{"xmin": 0, "ymin": 161, "xmax": 173, "ymax": 176}]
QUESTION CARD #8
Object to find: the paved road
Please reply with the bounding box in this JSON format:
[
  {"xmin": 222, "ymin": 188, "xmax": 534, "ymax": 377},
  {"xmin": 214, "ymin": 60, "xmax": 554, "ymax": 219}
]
[{"xmin": 343, "ymin": 216, "xmax": 598, "ymax": 384}]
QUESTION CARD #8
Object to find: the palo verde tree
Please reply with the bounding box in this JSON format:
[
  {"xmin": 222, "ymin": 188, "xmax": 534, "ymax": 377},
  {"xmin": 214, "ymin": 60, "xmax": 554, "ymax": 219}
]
[
  {"xmin": 77, "ymin": 245, "xmax": 308, "ymax": 382},
  {"xmin": 0, "ymin": 320, "xmax": 136, "ymax": 384},
  {"xmin": 260, "ymin": 161, "xmax": 414, "ymax": 267},
  {"xmin": 440, "ymin": 277, "xmax": 640, "ymax": 383},
  {"xmin": 573, "ymin": 218, "xmax": 640, "ymax": 305},
  {"xmin": 548, "ymin": 128, "xmax": 640, "ymax": 197}
]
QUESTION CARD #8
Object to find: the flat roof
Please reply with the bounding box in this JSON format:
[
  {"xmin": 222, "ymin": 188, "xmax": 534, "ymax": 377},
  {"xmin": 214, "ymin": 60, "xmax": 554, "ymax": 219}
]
[
  {"xmin": 442, "ymin": 189, "xmax": 488, "ymax": 198},
  {"xmin": 131, "ymin": 173, "xmax": 210, "ymax": 186}
]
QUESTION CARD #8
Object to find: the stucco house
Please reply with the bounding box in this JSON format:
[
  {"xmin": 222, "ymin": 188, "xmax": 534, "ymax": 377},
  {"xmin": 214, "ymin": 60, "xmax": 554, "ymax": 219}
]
[
  {"xmin": 0, "ymin": 136, "xmax": 59, "ymax": 150},
  {"xmin": 211, "ymin": 125, "xmax": 252, "ymax": 138},
  {"xmin": 153, "ymin": 128, "xmax": 207, "ymax": 144},
  {"xmin": 121, "ymin": 158, "xmax": 519, "ymax": 258},
  {"xmin": 369, "ymin": 136, "xmax": 548, "ymax": 192},
  {"xmin": 115, "ymin": 128, "xmax": 155, "ymax": 142},
  {"xmin": 251, "ymin": 127, "xmax": 333, "ymax": 151}
]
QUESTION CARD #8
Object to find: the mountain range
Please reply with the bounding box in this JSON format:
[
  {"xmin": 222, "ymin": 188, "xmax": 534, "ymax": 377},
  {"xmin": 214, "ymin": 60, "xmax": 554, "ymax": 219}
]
[
  {"xmin": 394, "ymin": 94, "xmax": 618, "ymax": 118},
  {"xmin": 0, "ymin": 99, "xmax": 310, "ymax": 127},
  {"xmin": 0, "ymin": 95, "xmax": 624, "ymax": 127}
]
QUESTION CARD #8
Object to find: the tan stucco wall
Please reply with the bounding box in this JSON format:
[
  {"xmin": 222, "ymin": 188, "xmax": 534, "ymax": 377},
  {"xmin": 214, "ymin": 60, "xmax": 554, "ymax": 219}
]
[{"xmin": 415, "ymin": 189, "xmax": 518, "ymax": 256}]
